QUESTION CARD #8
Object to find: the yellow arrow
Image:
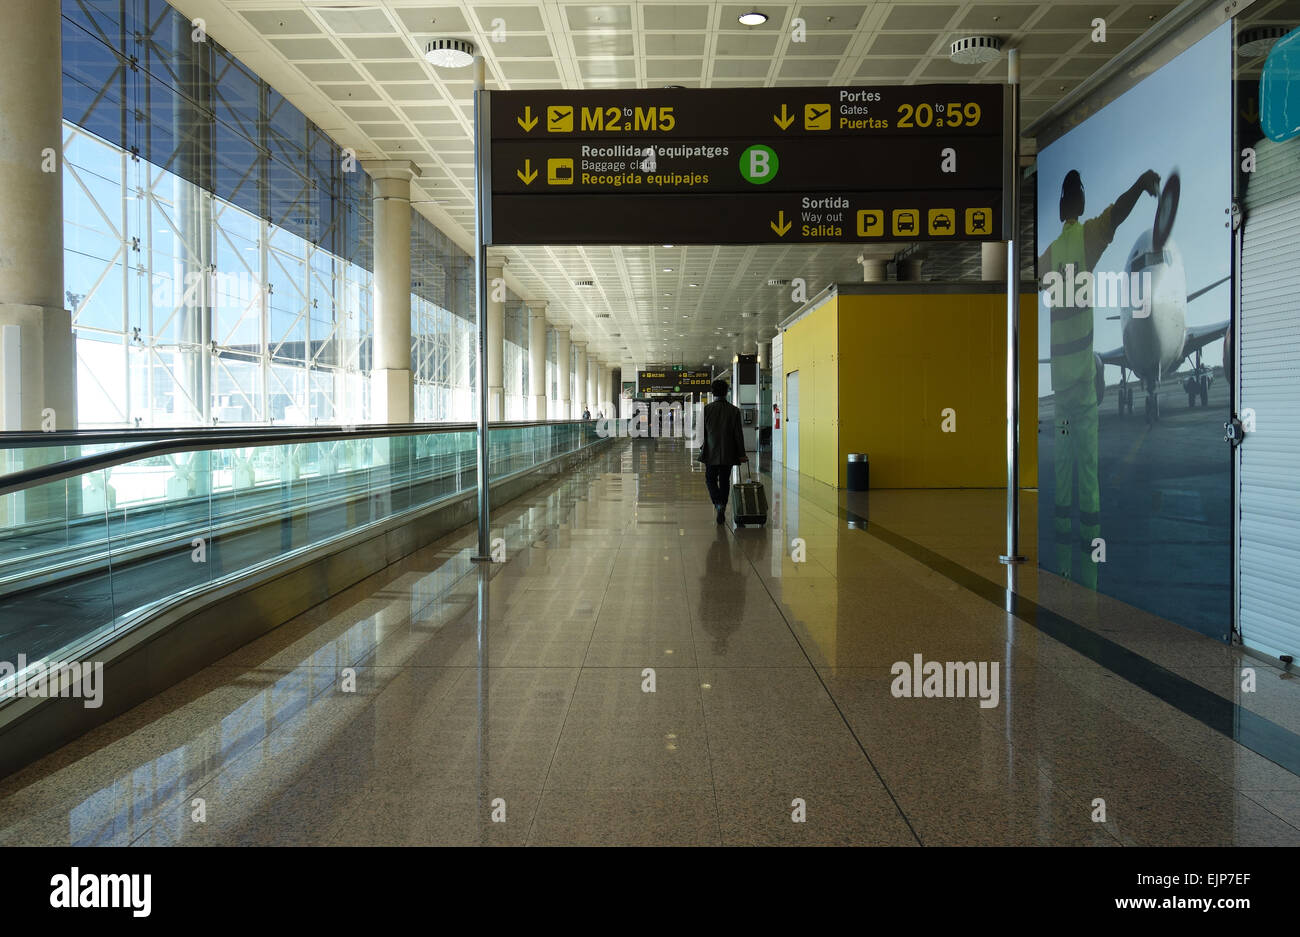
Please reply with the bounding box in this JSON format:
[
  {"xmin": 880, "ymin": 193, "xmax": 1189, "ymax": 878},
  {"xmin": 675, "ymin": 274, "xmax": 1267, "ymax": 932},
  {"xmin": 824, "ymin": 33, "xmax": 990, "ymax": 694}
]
[
  {"xmin": 773, "ymin": 104, "xmax": 795, "ymax": 130},
  {"xmin": 517, "ymin": 106, "xmax": 538, "ymax": 132},
  {"xmin": 770, "ymin": 210, "xmax": 791, "ymax": 236},
  {"xmin": 516, "ymin": 159, "xmax": 538, "ymax": 185},
  {"xmin": 1243, "ymin": 99, "xmax": 1260, "ymax": 124}
]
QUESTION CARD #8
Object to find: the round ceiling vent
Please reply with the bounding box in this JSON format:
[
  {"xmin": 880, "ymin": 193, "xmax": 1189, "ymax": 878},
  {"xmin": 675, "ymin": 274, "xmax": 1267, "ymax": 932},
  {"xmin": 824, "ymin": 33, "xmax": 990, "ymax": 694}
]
[
  {"xmin": 424, "ymin": 38, "xmax": 475, "ymax": 68},
  {"xmin": 950, "ymin": 36, "xmax": 1002, "ymax": 64},
  {"xmin": 1239, "ymin": 25, "xmax": 1289, "ymax": 59}
]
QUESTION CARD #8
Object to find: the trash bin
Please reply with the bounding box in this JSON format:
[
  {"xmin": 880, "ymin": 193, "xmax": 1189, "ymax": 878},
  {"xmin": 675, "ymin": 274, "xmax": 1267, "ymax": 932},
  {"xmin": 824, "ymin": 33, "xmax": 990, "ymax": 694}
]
[{"xmin": 847, "ymin": 453, "xmax": 869, "ymax": 492}]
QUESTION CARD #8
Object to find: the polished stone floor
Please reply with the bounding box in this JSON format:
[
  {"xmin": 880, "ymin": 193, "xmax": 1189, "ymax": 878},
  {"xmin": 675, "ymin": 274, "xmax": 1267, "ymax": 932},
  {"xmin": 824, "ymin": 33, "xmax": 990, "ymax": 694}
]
[{"xmin": 2, "ymin": 438, "xmax": 1298, "ymax": 846}]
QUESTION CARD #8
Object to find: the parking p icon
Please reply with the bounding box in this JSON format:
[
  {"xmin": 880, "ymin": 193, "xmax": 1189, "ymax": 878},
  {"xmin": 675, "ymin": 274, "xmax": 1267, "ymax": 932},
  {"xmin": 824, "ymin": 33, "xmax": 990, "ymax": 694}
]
[{"xmin": 857, "ymin": 210, "xmax": 883, "ymax": 237}]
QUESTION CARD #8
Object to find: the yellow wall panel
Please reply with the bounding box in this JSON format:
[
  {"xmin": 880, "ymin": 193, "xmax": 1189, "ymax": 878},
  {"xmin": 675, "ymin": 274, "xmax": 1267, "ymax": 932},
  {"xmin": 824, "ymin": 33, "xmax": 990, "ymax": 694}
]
[
  {"xmin": 781, "ymin": 296, "xmax": 840, "ymax": 487},
  {"xmin": 834, "ymin": 292, "xmax": 1038, "ymax": 489}
]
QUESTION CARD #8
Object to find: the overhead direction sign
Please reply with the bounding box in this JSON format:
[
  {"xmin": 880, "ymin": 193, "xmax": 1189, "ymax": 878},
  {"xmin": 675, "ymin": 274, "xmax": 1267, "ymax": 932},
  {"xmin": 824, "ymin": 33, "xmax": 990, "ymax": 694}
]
[
  {"xmin": 494, "ymin": 191, "xmax": 1000, "ymax": 246},
  {"xmin": 492, "ymin": 136, "xmax": 1002, "ymax": 194},
  {"xmin": 639, "ymin": 369, "xmax": 712, "ymax": 392},
  {"xmin": 486, "ymin": 84, "xmax": 1005, "ymax": 246},
  {"xmin": 493, "ymin": 86, "xmax": 1003, "ymax": 140}
]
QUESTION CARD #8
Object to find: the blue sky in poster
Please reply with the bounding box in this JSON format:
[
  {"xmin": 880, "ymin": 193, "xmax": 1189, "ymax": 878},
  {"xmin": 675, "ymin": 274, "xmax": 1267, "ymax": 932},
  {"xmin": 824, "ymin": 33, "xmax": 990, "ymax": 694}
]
[{"xmin": 1036, "ymin": 21, "xmax": 1231, "ymax": 396}]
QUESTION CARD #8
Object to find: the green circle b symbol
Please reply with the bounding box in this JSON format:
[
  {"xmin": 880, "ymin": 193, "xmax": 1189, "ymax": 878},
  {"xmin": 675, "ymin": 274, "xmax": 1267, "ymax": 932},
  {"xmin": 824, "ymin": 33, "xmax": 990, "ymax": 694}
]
[{"xmin": 739, "ymin": 145, "xmax": 779, "ymax": 184}]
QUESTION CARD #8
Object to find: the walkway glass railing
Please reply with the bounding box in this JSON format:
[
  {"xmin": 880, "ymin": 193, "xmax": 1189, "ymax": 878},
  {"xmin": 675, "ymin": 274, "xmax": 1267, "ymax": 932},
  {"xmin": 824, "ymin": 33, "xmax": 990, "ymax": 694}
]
[{"xmin": 0, "ymin": 421, "xmax": 604, "ymax": 699}]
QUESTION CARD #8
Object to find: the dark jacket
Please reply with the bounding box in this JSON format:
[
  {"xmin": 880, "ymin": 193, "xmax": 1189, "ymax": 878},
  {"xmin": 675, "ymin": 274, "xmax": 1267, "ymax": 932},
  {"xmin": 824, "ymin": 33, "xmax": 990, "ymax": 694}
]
[{"xmin": 697, "ymin": 398, "xmax": 747, "ymax": 466}]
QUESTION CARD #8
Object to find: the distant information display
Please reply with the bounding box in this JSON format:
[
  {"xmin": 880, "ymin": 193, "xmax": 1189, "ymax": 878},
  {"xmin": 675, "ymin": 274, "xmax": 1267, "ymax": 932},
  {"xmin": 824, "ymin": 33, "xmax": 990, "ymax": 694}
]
[
  {"xmin": 488, "ymin": 85, "xmax": 1004, "ymax": 246},
  {"xmin": 639, "ymin": 369, "xmax": 712, "ymax": 391}
]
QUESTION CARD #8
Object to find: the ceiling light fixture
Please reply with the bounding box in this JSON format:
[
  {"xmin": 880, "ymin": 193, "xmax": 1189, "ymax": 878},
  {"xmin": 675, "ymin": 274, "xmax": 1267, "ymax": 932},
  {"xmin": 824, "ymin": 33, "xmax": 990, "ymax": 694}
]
[
  {"xmin": 738, "ymin": 11, "xmax": 768, "ymax": 26},
  {"xmin": 949, "ymin": 35, "xmax": 1002, "ymax": 64},
  {"xmin": 1239, "ymin": 25, "xmax": 1288, "ymax": 59},
  {"xmin": 424, "ymin": 38, "xmax": 476, "ymax": 68}
]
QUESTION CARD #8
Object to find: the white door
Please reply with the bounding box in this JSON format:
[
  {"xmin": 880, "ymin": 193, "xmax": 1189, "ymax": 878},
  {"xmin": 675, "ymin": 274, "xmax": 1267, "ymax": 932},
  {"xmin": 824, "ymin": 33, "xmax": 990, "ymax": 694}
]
[
  {"xmin": 786, "ymin": 370, "xmax": 799, "ymax": 475},
  {"xmin": 1238, "ymin": 140, "xmax": 1300, "ymax": 661}
]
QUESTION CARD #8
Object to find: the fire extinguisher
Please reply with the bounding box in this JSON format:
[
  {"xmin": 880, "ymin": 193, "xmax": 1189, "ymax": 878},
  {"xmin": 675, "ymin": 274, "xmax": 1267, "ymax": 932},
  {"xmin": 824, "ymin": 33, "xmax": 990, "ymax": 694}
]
[{"xmin": 773, "ymin": 403, "xmax": 781, "ymax": 429}]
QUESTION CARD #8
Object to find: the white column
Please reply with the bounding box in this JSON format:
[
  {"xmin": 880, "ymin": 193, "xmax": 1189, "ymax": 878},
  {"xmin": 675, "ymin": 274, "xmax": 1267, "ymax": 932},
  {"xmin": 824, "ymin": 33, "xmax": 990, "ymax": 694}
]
[
  {"xmin": 554, "ymin": 325, "xmax": 570, "ymax": 419},
  {"xmin": 0, "ymin": 0, "xmax": 76, "ymax": 432},
  {"xmin": 572, "ymin": 340, "xmax": 588, "ymax": 416},
  {"xmin": 587, "ymin": 357, "xmax": 599, "ymax": 417},
  {"xmin": 363, "ymin": 160, "xmax": 420, "ymax": 423},
  {"xmin": 982, "ymin": 241, "xmax": 1008, "ymax": 281},
  {"xmin": 859, "ymin": 258, "xmax": 888, "ymax": 282},
  {"xmin": 487, "ymin": 261, "xmax": 504, "ymax": 420},
  {"xmin": 528, "ymin": 301, "xmax": 547, "ymax": 420}
]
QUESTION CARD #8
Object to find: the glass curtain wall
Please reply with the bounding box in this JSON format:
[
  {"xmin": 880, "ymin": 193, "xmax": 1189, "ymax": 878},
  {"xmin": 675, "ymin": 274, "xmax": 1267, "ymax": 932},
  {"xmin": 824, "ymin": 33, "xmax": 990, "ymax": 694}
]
[
  {"xmin": 503, "ymin": 296, "xmax": 527, "ymax": 420},
  {"xmin": 60, "ymin": 0, "xmax": 379, "ymax": 427},
  {"xmin": 410, "ymin": 211, "xmax": 476, "ymax": 421}
]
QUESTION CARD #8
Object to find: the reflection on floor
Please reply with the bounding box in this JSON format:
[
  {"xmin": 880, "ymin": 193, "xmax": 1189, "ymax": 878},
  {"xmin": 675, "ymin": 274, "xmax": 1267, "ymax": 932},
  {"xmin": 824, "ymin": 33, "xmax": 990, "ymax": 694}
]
[{"xmin": 2, "ymin": 438, "xmax": 1297, "ymax": 846}]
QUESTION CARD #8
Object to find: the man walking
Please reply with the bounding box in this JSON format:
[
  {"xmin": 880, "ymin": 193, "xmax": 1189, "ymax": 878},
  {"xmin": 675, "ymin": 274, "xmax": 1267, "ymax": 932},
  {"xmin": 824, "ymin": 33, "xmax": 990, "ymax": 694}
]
[
  {"xmin": 1038, "ymin": 166, "xmax": 1159, "ymax": 588},
  {"xmin": 697, "ymin": 379, "xmax": 747, "ymax": 525}
]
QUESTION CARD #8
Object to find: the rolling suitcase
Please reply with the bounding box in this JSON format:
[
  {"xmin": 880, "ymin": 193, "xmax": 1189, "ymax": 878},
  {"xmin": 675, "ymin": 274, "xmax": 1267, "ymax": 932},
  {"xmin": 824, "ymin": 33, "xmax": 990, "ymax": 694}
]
[{"xmin": 731, "ymin": 462, "xmax": 768, "ymax": 527}]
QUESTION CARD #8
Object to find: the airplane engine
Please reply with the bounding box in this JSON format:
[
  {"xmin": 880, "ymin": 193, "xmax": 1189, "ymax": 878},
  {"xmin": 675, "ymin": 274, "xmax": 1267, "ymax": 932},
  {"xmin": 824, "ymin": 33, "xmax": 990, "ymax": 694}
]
[{"xmin": 1095, "ymin": 353, "xmax": 1106, "ymax": 405}]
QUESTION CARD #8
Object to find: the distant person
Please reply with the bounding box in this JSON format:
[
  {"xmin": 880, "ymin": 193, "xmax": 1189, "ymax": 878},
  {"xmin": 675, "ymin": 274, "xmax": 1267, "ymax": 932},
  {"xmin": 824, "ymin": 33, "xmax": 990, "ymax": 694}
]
[
  {"xmin": 582, "ymin": 406, "xmax": 590, "ymax": 420},
  {"xmin": 697, "ymin": 379, "xmax": 747, "ymax": 525},
  {"xmin": 1037, "ymin": 166, "xmax": 1159, "ymax": 589}
]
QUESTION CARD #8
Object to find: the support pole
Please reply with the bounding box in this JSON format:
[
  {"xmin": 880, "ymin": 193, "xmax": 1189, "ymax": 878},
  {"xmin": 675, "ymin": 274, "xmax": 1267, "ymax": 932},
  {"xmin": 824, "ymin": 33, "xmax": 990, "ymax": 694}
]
[
  {"xmin": 473, "ymin": 55, "xmax": 492, "ymax": 561},
  {"xmin": 1001, "ymin": 48, "xmax": 1025, "ymax": 565}
]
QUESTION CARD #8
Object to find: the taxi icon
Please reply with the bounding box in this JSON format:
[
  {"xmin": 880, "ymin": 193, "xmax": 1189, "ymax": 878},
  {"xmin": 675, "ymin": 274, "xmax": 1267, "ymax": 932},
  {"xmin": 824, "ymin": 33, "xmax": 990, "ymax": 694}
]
[{"xmin": 928, "ymin": 208, "xmax": 956, "ymax": 235}]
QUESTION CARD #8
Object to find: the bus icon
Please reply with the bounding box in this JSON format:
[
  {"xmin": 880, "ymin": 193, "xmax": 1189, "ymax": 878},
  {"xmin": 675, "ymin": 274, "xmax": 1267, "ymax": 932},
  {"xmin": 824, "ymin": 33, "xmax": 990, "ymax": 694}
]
[{"xmin": 893, "ymin": 210, "xmax": 917, "ymax": 235}]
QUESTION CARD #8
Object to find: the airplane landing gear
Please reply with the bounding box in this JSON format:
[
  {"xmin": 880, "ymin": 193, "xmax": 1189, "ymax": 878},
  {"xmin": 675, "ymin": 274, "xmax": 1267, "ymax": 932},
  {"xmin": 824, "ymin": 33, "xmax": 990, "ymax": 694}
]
[
  {"xmin": 1117, "ymin": 383, "xmax": 1135, "ymax": 416},
  {"xmin": 1117, "ymin": 371, "xmax": 1135, "ymax": 417},
  {"xmin": 1183, "ymin": 351, "xmax": 1211, "ymax": 408},
  {"xmin": 1145, "ymin": 391, "xmax": 1160, "ymax": 423}
]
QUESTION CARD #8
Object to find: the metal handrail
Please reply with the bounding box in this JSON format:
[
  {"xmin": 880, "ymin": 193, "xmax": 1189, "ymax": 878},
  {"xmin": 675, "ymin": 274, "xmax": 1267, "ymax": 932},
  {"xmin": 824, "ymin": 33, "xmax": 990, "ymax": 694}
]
[
  {"xmin": 0, "ymin": 419, "xmax": 591, "ymax": 448},
  {"xmin": 0, "ymin": 420, "xmax": 595, "ymax": 497}
]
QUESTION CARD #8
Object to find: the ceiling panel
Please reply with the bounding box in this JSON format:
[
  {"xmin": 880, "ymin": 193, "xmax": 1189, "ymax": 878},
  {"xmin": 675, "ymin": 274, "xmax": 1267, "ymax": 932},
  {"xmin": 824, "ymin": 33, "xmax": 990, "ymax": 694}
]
[{"xmin": 172, "ymin": 0, "xmax": 1185, "ymax": 366}]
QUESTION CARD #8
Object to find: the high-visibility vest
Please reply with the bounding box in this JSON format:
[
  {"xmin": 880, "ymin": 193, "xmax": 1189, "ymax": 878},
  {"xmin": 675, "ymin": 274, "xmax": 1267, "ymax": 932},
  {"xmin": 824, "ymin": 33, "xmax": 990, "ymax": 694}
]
[{"xmin": 1047, "ymin": 220, "xmax": 1096, "ymax": 409}]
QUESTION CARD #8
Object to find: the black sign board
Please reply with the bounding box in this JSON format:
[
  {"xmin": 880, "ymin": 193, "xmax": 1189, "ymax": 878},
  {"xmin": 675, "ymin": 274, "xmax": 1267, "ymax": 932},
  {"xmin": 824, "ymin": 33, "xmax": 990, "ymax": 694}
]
[
  {"xmin": 492, "ymin": 136, "xmax": 1002, "ymax": 195},
  {"xmin": 491, "ymin": 85, "xmax": 1004, "ymax": 140},
  {"xmin": 487, "ymin": 84, "xmax": 1004, "ymax": 246},
  {"xmin": 494, "ymin": 191, "xmax": 1000, "ymax": 246},
  {"xmin": 639, "ymin": 369, "xmax": 712, "ymax": 391}
]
